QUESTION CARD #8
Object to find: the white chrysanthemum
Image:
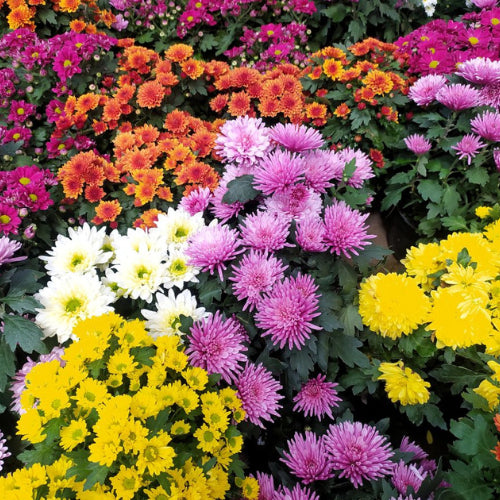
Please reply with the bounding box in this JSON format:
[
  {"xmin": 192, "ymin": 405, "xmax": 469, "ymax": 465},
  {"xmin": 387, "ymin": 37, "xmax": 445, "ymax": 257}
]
[
  {"xmin": 35, "ymin": 273, "xmax": 116, "ymax": 343},
  {"xmin": 106, "ymin": 249, "xmax": 169, "ymax": 303},
  {"xmin": 150, "ymin": 207, "xmax": 205, "ymax": 249},
  {"xmin": 163, "ymin": 248, "xmax": 199, "ymax": 289},
  {"xmin": 141, "ymin": 289, "xmax": 208, "ymax": 339},
  {"xmin": 40, "ymin": 223, "xmax": 111, "ymax": 276},
  {"xmin": 110, "ymin": 227, "xmax": 165, "ymax": 259}
]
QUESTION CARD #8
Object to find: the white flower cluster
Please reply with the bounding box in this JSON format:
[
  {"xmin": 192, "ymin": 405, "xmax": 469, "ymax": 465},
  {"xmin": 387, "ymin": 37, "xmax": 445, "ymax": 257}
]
[
  {"xmin": 421, "ymin": 0, "xmax": 437, "ymax": 16},
  {"xmin": 35, "ymin": 208, "xmax": 208, "ymax": 343}
]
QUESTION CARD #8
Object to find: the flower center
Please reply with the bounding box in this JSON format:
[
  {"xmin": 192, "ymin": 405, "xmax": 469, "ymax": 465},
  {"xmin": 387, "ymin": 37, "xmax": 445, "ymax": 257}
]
[{"xmin": 65, "ymin": 297, "xmax": 82, "ymax": 313}]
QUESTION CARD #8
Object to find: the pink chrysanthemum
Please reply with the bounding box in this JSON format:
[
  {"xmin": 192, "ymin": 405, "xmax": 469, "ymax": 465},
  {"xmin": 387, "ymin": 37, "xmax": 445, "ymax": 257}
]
[
  {"xmin": 0, "ymin": 236, "xmax": 26, "ymax": 266},
  {"xmin": 269, "ymin": 123, "xmax": 325, "ymax": 152},
  {"xmin": 470, "ymin": 0, "xmax": 497, "ymax": 9},
  {"xmin": 214, "ymin": 116, "xmax": 271, "ymax": 167},
  {"xmin": 229, "ymin": 249, "xmax": 288, "ymax": 311},
  {"xmin": 471, "ymin": 111, "xmax": 500, "ymax": 142},
  {"xmin": 186, "ymin": 311, "xmax": 247, "ymax": 383},
  {"xmin": 186, "ymin": 221, "xmax": 243, "ymax": 281},
  {"xmin": 478, "ymin": 82, "xmax": 500, "ymax": 109},
  {"xmin": 337, "ymin": 147, "xmax": 375, "ymax": 188},
  {"xmin": 295, "ymin": 214, "xmax": 327, "ymax": 253},
  {"xmin": 302, "ymin": 150, "xmax": 340, "ymax": 193},
  {"xmin": 235, "ymin": 362, "xmax": 283, "ymax": 428},
  {"xmin": 494, "ymin": 149, "xmax": 500, "ymax": 171},
  {"xmin": 274, "ymin": 483, "xmax": 320, "ymax": 500},
  {"xmin": 399, "ymin": 437, "xmax": 428, "ymax": 461},
  {"xmin": 255, "ymin": 472, "xmax": 277, "ymax": 500},
  {"xmin": 264, "ymin": 184, "xmax": 322, "ymax": 220},
  {"xmin": 210, "ymin": 179, "xmax": 244, "ymax": 223},
  {"xmin": 324, "ymin": 421, "xmax": 394, "ymax": 488},
  {"xmin": 255, "ymin": 273, "xmax": 321, "ymax": 350},
  {"xmin": 293, "ymin": 374, "xmax": 341, "ymax": 420},
  {"xmin": 323, "ymin": 200, "xmax": 374, "ymax": 257},
  {"xmin": 389, "ymin": 495, "xmax": 420, "ymax": 500},
  {"xmin": 391, "ymin": 460, "xmax": 427, "ymax": 495},
  {"xmin": 408, "ymin": 74, "xmax": 448, "ymax": 106},
  {"xmin": 179, "ymin": 186, "xmax": 213, "ymax": 216},
  {"xmin": 404, "ymin": 134, "xmax": 432, "ymax": 155},
  {"xmin": 435, "ymin": 84, "xmax": 480, "ymax": 111},
  {"xmin": 451, "ymin": 134, "xmax": 486, "ymax": 164},
  {"xmin": 252, "ymin": 150, "xmax": 305, "ymax": 195},
  {"xmin": 0, "ymin": 430, "xmax": 10, "ymax": 473},
  {"xmin": 239, "ymin": 211, "xmax": 292, "ymax": 252},
  {"xmin": 281, "ymin": 431, "xmax": 335, "ymax": 484},
  {"xmin": 456, "ymin": 57, "xmax": 500, "ymax": 85}
]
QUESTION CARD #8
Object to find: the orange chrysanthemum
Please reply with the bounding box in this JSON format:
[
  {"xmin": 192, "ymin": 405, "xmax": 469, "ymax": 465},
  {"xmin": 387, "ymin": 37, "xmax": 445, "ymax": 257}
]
[
  {"xmin": 308, "ymin": 66, "xmax": 322, "ymax": 80},
  {"xmin": 164, "ymin": 110, "xmax": 189, "ymax": 134},
  {"xmin": 60, "ymin": 176, "xmax": 84, "ymax": 199},
  {"xmin": 7, "ymin": 4, "xmax": 33, "ymax": 29},
  {"xmin": 227, "ymin": 91, "xmax": 251, "ymax": 116},
  {"xmin": 122, "ymin": 46, "xmax": 157, "ymax": 73},
  {"xmin": 135, "ymin": 124, "xmax": 160, "ymax": 144},
  {"xmin": 258, "ymin": 98, "xmax": 280, "ymax": 117},
  {"xmin": 190, "ymin": 129, "xmax": 216, "ymax": 157},
  {"xmin": 95, "ymin": 199, "xmax": 122, "ymax": 222},
  {"xmin": 75, "ymin": 93, "xmax": 100, "ymax": 114},
  {"xmin": 279, "ymin": 92, "xmax": 303, "ymax": 118},
  {"xmin": 133, "ymin": 209, "xmax": 164, "ymax": 229},
  {"xmin": 340, "ymin": 67, "xmax": 362, "ymax": 82},
  {"xmin": 204, "ymin": 60, "xmax": 230, "ymax": 79},
  {"xmin": 165, "ymin": 43, "xmax": 194, "ymax": 62},
  {"xmin": 362, "ymin": 69, "xmax": 394, "ymax": 95},
  {"xmin": 120, "ymin": 147, "xmax": 155, "ymax": 171},
  {"xmin": 84, "ymin": 184, "xmax": 105, "ymax": 203},
  {"xmin": 92, "ymin": 120, "xmax": 107, "ymax": 135},
  {"xmin": 69, "ymin": 20, "xmax": 86, "ymax": 32},
  {"xmin": 59, "ymin": 0, "xmax": 79, "ymax": 12},
  {"xmin": 113, "ymin": 132, "xmax": 137, "ymax": 155},
  {"xmin": 157, "ymin": 186, "xmax": 173, "ymax": 201},
  {"xmin": 334, "ymin": 103, "xmax": 351, "ymax": 118},
  {"xmin": 355, "ymin": 60, "xmax": 378, "ymax": 73},
  {"xmin": 305, "ymin": 102, "xmax": 327, "ymax": 120},
  {"xmin": 115, "ymin": 84, "xmax": 136, "ymax": 103},
  {"xmin": 209, "ymin": 94, "xmax": 229, "ymax": 113},
  {"xmin": 231, "ymin": 67, "xmax": 261, "ymax": 88},
  {"xmin": 156, "ymin": 71, "xmax": 179, "ymax": 87},
  {"xmin": 136, "ymin": 80, "xmax": 165, "ymax": 108},
  {"xmin": 180, "ymin": 58, "xmax": 204, "ymax": 79},
  {"xmin": 102, "ymin": 99, "xmax": 122, "ymax": 122},
  {"xmin": 263, "ymin": 79, "xmax": 284, "ymax": 97},
  {"xmin": 322, "ymin": 59, "xmax": 344, "ymax": 81}
]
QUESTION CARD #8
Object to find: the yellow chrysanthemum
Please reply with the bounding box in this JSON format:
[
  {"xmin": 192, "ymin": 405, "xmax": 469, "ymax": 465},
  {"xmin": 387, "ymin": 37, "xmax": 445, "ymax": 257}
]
[
  {"xmin": 73, "ymin": 378, "xmax": 110, "ymax": 410},
  {"xmin": 135, "ymin": 431, "xmax": 176, "ymax": 475},
  {"xmin": 474, "ymin": 379, "xmax": 500, "ymax": 410},
  {"xmin": 237, "ymin": 476, "xmax": 260, "ymax": 500},
  {"xmin": 194, "ymin": 424, "xmax": 222, "ymax": 453},
  {"xmin": 177, "ymin": 386, "xmax": 199, "ymax": 414},
  {"xmin": 107, "ymin": 348, "xmax": 138, "ymax": 375},
  {"xmin": 119, "ymin": 419, "xmax": 148, "ymax": 454},
  {"xmin": 401, "ymin": 242, "xmax": 443, "ymax": 290},
  {"xmin": 110, "ymin": 465, "xmax": 142, "ymax": 500},
  {"xmin": 115, "ymin": 318, "xmax": 151, "ymax": 348},
  {"xmin": 359, "ymin": 273, "xmax": 431, "ymax": 339},
  {"xmin": 182, "ymin": 366, "xmax": 209, "ymax": 391},
  {"xmin": 202, "ymin": 403, "xmax": 230, "ymax": 432},
  {"xmin": 225, "ymin": 433, "xmax": 244, "ymax": 455},
  {"xmin": 171, "ymin": 419, "xmax": 191, "ymax": 435},
  {"xmin": 378, "ymin": 361, "xmax": 430, "ymax": 405},
  {"xmin": 60, "ymin": 418, "xmax": 88, "ymax": 451},
  {"xmin": 17, "ymin": 408, "xmax": 46, "ymax": 444},
  {"xmin": 159, "ymin": 380, "xmax": 182, "ymax": 407},
  {"xmin": 484, "ymin": 219, "xmax": 500, "ymax": 244},
  {"xmin": 36, "ymin": 387, "xmax": 70, "ymax": 420},
  {"xmin": 130, "ymin": 387, "xmax": 163, "ymax": 420},
  {"xmin": 88, "ymin": 435, "xmax": 122, "ymax": 467},
  {"xmin": 207, "ymin": 465, "xmax": 231, "ymax": 499},
  {"xmin": 475, "ymin": 206, "xmax": 492, "ymax": 219}
]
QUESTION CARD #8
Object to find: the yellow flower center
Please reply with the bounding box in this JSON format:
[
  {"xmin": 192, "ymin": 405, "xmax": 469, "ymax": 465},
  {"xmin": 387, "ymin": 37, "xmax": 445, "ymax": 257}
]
[
  {"xmin": 469, "ymin": 36, "xmax": 479, "ymax": 45},
  {"xmin": 19, "ymin": 177, "xmax": 30, "ymax": 185},
  {"xmin": 144, "ymin": 445, "xmax": 159, "ymax": 461},
  {"xmin": 429, "ymin": 60, "xmax": 439, "ymax": 69},
  {"xmin": 0, "ymin": 215, "xmax": 11, "ymax": 224},
  {"xmin": 16, "ymin": 108, "xmax": 25, "ymax": 115},
  {"xmin": 65, "ymin": 297, "xmax": 82, "ymax": 313},
  {"xmin": 29, "ymin": 194, "xmax": 38, "ymax": 202},
  {"xmin": 63, "ymin": 60, "xmax": 72, "ymax": 67},
  {"xmin": 169, "ymin": 259, "xmax": 187, "ymax": 276}
]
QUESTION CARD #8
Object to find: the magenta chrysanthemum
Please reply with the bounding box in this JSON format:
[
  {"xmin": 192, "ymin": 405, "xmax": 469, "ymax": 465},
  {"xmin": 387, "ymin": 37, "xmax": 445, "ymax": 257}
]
[
  {"xmin": 269, "ymin": 123, "xmax": 325, "ymax": 152},
  {"xmin": 408, "ymin": 74, "xmax": 447, "ymax": 106},
  {"xmin": 494, "ymin": 149, "xmax": 500, "ymax": 171},
  {"xmin": 435, "ymin": 84, "xmax": 480, "ymax": 111},
  {"xmin": 255, "ymin": 273, "xmax": 321, "ymax": 350},
  {"xmin": 186, "ymin": 311, "xmax": 247, "ymax": 383},
  {"xmin": 456, "ymin": 57, "xmax": 500, "ymax": 85},
  {"xmin": 252, "ymin": 150, "xmax": 305, "ymax": 195},
  {"xmin": 281, "ymin": 431, "xmax": 335, "ymax": 484},
  {"xmin": 302, "ymin": 150, "xmax": 339, "ymax": 193},
  {"xmin": 214, "ymin": 116, "xmax": 271, "ymax": 167},
  {"xmin": 229, "ymin": 249, "xmax": 288, "ymax": 311},
  {"xmin": 324, "ymin": 420, "xmax": 394, "ymax": 488},
  {"xmin": 391, "ymin": 460, "xmax": 427, "ymax": 495},
  {"xmin": 274, "ymin": 484, "xmax": 320, "ymax": 500},
  {"xmin": 264, "ymin": 184, "xmax": 322, "ymax": 220},
  {"xmin": 210, "ymin": 179, "xmax": 244, "ymax": 223},
  {"xmin": 404, "ymin": 134, "xmax": 432, "ymax": 155},
  {"xmin": 179, "ymin": 187, "xmax": 212, "ymax": 216},
  {"xmin": 295, "ymin": 214, "xmax": 327, "ymax": 253},
  {"xmin": 471, "ymin": 111, "xmax": 500, "ymax": 142},
  {"xmin": 293, "ymin": 374, "xmax": 341, "ymax": 420},
  {"xmin": 478, "ymin": 82, "xmax": 500, "ymax": 109},
  {"xmin": 323, "ymin": 200, "xmax": 374, "ymax": 257},
  {"xmin": 186, "ymin": 221, "xmax": 243, "ymax": 281},
  {"xmin": 255, "ymin": 472, "xmax": 277, "ymax": 500},
  {"xmin": 451, "ymin": 134, "xmax": 486, "ymax": 164},
  {"xmin": 0, "ymin": 236, "xmax": 26, "ymax": 266},
  {"xmin": 239, "ymin": 211, "xmax": 292, "ymax": 252},
  {"xmin": 235, "ymin": 362, "xmax": 283, "ymax": 428},
  {"xmin": 399, "ymin": 437, "xmax": 428, "ymax": 461},
  {"xmin": 337, "ymin": 147, "xmax": 374, "ymax": 188}
]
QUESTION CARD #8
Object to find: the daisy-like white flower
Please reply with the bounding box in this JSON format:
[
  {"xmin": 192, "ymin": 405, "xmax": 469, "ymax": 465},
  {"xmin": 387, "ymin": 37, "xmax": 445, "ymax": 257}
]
[
  {"xmin": 0, "ymin": 235, "xmax": 26, "ymax": 266},
  {"xmin": 456, "ymin": 57, "xmax": 500, "ymax": 85},
  {"xmin": 110, "ymin": 227, "xmax": 164, "ymax": 257},
  {"xmin": 404, "ymin": 134, "xmax": 432, "ymax": 155},
  {"xmin": 293, "ymin": 374, "xmax": 341, "ymax": 420},
  {"xmin": 35, "ymin": 273, "xmax": 116, "ymax": 343},
  {"xmin": 163, "ymin": 247, "xmax": 200, "ymax": 289},
  {"xmin": 451, "ymin": 134, "xmax": 486, "ymax": 164},
  {"xmin": 281, "ymin": 431, "xmax": 335, "ymax": 484},
  {"xmin": 240, "ymin": 211, "xmax": 292, "ymax": 252},
  {"xmin": 324, "ymin": 420, "xmax": 394, "ymax": 488},
  {"xmin": 0, "ymin": 430, "xmax": 10, "ymax": 473},
  {"xmin": 141, "ymin": 289, "xmax": 208, "ymax": 340},
  {"xmin": 235, "ymin": 362, "xmax": 283, "ymax": 428},
  {"xmin": 40, "ymin": 223, "xmax": 111, "ymax": 276},
  {"xmin": 269, "ymin": 123, "xmax": 325, "ymax": 152},
  {"xmin": 408, "ymin": 74, "xmax": 447, "ymax": 106}
]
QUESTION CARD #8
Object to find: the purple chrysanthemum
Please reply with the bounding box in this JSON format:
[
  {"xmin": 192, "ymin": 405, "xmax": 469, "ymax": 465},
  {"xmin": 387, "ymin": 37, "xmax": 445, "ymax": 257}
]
[
  {"xmin": 281, "ymin": 431, "xmax": 335, "ymax": 484},
  {"xmin": 471, "ymin": 111, "xmax": 500, "ymax": 142},
  {"xmin": 255, "ymin": 472, "xmax": 277, "ymax": 500},
  {"xmin": 235, "ymin": 362, "xmax": 283, "ymax": 428},
  {"xmin": 264, "ymin": 184, "xmax": 322, "ymax": 220},
  {"xmin": 399, "ymin": 437, "xmax": 428, "ymax": 461},
  {"xmin": 255, "ymin": 273, "xmax": 321, "ymax": 350},
  {"xmin": 323, "ymin": 200, "xmax": 375, "ymax": 257},
  {"xmin": 478, "ymin": 82, "xmax": 500, "ymax": 109},
  {"xmin": 0, "ymin": 235, "xmax": 26, "ymax": 266},
  {"xmin": 470, "ymin": 0, "xmax": 497, "ymax": 9},
  {"xmin": 293, "ymin": 374, "xmax": 341, "ymax": 420},
  {"xmin": 295, "ymin": 214, "xmax": 327, "ymax": 253},
  {"xmin": 253, "ymin": 150, "xmax": 305, "ymax": 195},
  {"xmin": 337, "ymin": 147, "xmax": 375, "ymax": 188},
  {"xmin": 186, "ymin": 221, "xmax": 243, "ymax": 281},
  {"xmin": 456, "ymin": 57, "xmax": 500, "ymax": 85},
  {"xmin": 494, "ymin": 149, "xmax": 500, "ymax": 171},
  {"xmin": 239, "ymin": 211, "xmax": 292, "ymax": 252},
  {"xmin": 185, "ymin": 311, "xmax": 247, "ymax": 383},
  {"xmin": 274, "ymin": 483, "xmax": 320, "ymax": 500},
  {"xmin": 435, "ymin": 84, "xmax": 480, "ymax": 111},
  {"xmin": 324, "ymin": 421, "xmax": 395, "ymax": 488},
  {"xmin": 0, "ymin": 430, "xmax": 11, "ymax": 472},
  {"xmin": 404, "ymin": 134, "xmax": 432, "ymax": 156},
  {"xmin": 210, "ymin": 179, "xmax": 244, "ymax": 223},
  {"xmin": 214, "ymin": 116, "xmax": 271, "ymax": 167},
  {"xmin": 269, "ymin": 123, "xmax": 325, "ymax": 152},
  {"xmin": 229, "ymin": 249, "xmax": 288, "ymax": 311},
  {"xmin": 391, "ymin": 460, "xmax": 427, "ymax": 495},
  {"xmin": 179, "ymin": 187, "xmax": 212, "ymax": 216},
  {"xmin": 302, "ymin": 150, "xmax": 340, "ymax": 193},
  {"xmin": 408, "ymin": 74, "xmax": 448, "ymax": 106},
  {"xmin": 389, "ymin": 496, "xmax": 420, "ymax": 500},
  {"xmin": 451, "ymin": 134, "xmax": 486, "ymax": 164}
]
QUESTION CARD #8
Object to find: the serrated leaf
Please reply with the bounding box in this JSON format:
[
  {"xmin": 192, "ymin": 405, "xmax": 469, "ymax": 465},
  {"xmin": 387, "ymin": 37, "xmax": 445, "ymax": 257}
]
[
  {"xmin": 289, "ymin": 348, "xmax": 314, "ymax": 379},
  {"xmin": 430, "ymin": 365, "xmax": 484, "ymax": 394},
  {"xmin": 446, "ymin": 460, "xmax": 494, "ymax": 499},
  {"xmin": 67, "ymin": 449, "xmax": 108, "ymax": 490},
  {"xmin": 200, "ymin": 34, "xmax": 217, "ymax": 52},
  {"xmin": 465, "ymin": 166, "xmax": 489, "ymax": 186},
  {"xmin": 1, "ymin": 295, "xmax": 41, "ymax": 314},
  {"xmin": 330, "ymin": 333, "xmax": 369, "ymax": 368},
  {"xmin": 381, "ymin": 187, "xmax": 405, "ymax": 211},
  {"xmin": 417, "ymin": 180, "xmax": 443, "ymax": 203},
  {"xmin": 9, "ymin": 268, "xmax": 44, "ymax": 295},
  {"xmin": 442, "ymin": 185, "xmax": 461, "ymax": 216},
  {"xmin": 198, "ymin": 279, "xmax": 222, "ymax": 306},
  {"xmin": 2, "ymin": 315, "xmax": 46, "ymax": 354},
  {"xmin": 0, "ymin": 339, "xmax": 16, "ymax": 392},
  {"xmin": 339, "ymin": 304, "xmax": 363, "ymax": 336},
  {"xmin": 441, "ymin": 215, "xmax": 468, "ymax": 231},
  {"xmin": 222, "ymin": 175, "xmax": 261, "ymax": 204},
  {"xmin": 322, "ymin": 3, "xmax": 348, "ymax": 21}
]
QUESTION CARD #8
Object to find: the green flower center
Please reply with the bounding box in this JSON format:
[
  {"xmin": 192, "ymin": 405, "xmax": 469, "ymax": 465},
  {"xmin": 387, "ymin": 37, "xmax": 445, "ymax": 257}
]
[{"xmin": 65, "ymin": 297, "xmax": 82, "ymax": 313}]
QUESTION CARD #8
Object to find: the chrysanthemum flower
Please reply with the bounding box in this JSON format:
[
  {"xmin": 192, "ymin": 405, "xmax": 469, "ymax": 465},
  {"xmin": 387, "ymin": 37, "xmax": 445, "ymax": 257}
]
[
  {"xmin": 323, "ymin": 200, "xmax": 374, "ymax": 257},
  {"xmin": 186, "ymin": 221, "xmax": 243, "ymax": 281},
  {"xmin": 186, "ymin": 311, "xmax": 247, "ymax": 383},
  {"xmin": 0, "ymin": 430, "xmax": 11, "ymax": 472},
  {"xmin": 302, "ymin": 150, "xmax": 340, "ymax": 193},
  {"xmin": 359, "ymin": 272, "xmax": 430, "ymax": 339},
  {"xmin": 0, "ymin": 235, "xmax": 26, "ymax": 266},
  {"xmin": 408, "ymin": 74, "xmax": 447, "ymax": 106},
  {"xmin": 471, "ymin": 111, "xmax": 500, "ymax": 142},
  {"xmin": 295, "ymin": 214, "xmax": 327, "ymax": 252},
  {"xmin": 255, "ymin": 472, "xmax": 277, "ymax": 500},
  {"xmin": 264, "ymin": 184, "xmax": 322, "ymax": 221},
  {"xmin": 337, "ymin": 147, "xmax": 375, "ymax": 187},
  {"xmin": 269, "ymin": 123, "xmax": 324, "ymax": 152},
  {"xmin": 404, "ymin": 134, "xmax": 432, "ymax": 155},
  {"xmin": 293, "ymin": 374, "xmax": 341, "ymax": 420},
  {"xmin": 274, "ymin": 483, "xmax": 320, "ymax": 500},
  {"xmin": 281, "ymin": 431, "xmax": 335, "ymax": 484},
  {"xmin": 179, "ymin": 187, "xmax": 213, "ymax": 216},
  {"xmin": 324, "ymin": 420, "xmax": 394, "ymax": 488},
  {"xmin": 235, "ymin": 362, "xmax": 283, "ymax": 428},
  {"xmin": 239, "ymin": 211, "xmax": 292, "ymax": 252},
  {"xmin": 435, "ymin": 84, "xmax": 480, "ymax": 111},
  {"xmin": 0, "ymin": 203, "xmax": 21, "ymax": 235},
  {"xmin": 378, "ymin": 361, "xmax": 431, "ymax": 405},
  {"xmin": 362, "ymin": 69, "xmax": 394, "ymax": 95},
  {"xmin": 451, "ymin": 134, "xmax": 486, "ymax": 165},
  {"xmin": 136, "ymin": 80, "xmax": 165, "ymax": 108},
  {"xmin": 391, "ymin": 460, "xmax": 427, "ymax": 495},
  {"xmin": 163, "ymin": 248, "xmax": 200, "ymax": 289},
  {"xmin": 229, "ymin": 249, "xmax": 287, "ymax": 311},
  {"xmin": 456, "ymin": 57, "xmax": 500, "ymax": 85},
  {"xmin": 399, "ymin": 436, "xmax": 429, "ymax": 461}
]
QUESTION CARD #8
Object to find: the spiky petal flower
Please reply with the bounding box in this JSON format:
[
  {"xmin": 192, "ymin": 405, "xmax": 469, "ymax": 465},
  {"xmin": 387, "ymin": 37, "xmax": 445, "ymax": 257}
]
[
  {"xmin": 471, "ymin": 111, "xmax": 500, "ymax": 142},
  {"xmin": 281, "ymin": 431, "xmax": 335, "ymax": 484},
  {"xmin": 323, "ymin": 200, "xmax": 374, "ymax": 257},
  {"xmin": 0, "ymin": 235, "xmax": 26, "ymax": 266},
  {"xmin": 324, "ymin": 421, "xmax": 394, "ymax": 488},
  {"xmin": 255, "ymin": 472, "xmax": 277, "ymax": 500},
  {"xmin": 494, "ymin": 149, "xmax": 500, "ymax": 171},
  {"xmin": 0, "ymin": 430, "xmax": 10, "ymax": 472},
  {"xmin": 274, "ymin": 484, "xmax": 320, "ymax": 500},
  {"xmin": 295, "ymin": 214, "xmax": 327, "ymax": 252},
  {"xmin": 337, "ymin": 147, "xmax": 374, "ymax": 188},
  {"xmin": 185, "ymin": 311, "xmax": 247, "ymax": 383},
  {"xmin": 255, "ymin": 273, "xmax": 321, "ymax": 350},
  {"xmin": 399, "ymin": 437, "xmax": 428, "ymax": 461},
  {"xmin": 179, "ymin": 186, "xmax": 212, "ymax": 216},
  {"xmin": 302, "ymin": 150, "xmax": 339, "ymax": 193},
  {"xmin": 456, "ymin": 57, "xmax": 500, "ymax": 85},
  {"xmin": 435, "ymin": 84, "xmax": 480, "ymax": 111},
  {"xmin": 186, "ymin": 221, "xmax": 243, "ymax": 281},
  {"xmin": 391, "ymin": 460, "xmax": 427, "ymax": 495},
  {"xmin": 235, "ymin": 362, "xmax": 283, "ymax": 428},
  {"xmin": 293, "ymin": 374, "xmax": 341, "ymax": 420},
  {"xmin": 269, "ymin": 123, "xmax": 325, "ymax": 152},
  {"xmin": 404, "ymin": 134, "xmax": 432, "ymax": 155},
  {"xmin": 239, "ymin": 211, "xmax": 292, "ymax": 252},
  {"xmin": 408, "ymin": 74, "xmax": 447, "ymax": 106},
  {"xmin": 451, "ymin": 134, "xmax": 486, "ymax": 165}
]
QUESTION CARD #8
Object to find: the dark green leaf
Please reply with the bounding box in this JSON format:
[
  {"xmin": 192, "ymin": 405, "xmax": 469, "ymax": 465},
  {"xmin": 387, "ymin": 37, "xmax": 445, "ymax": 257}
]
[
  {"xmin": 441, "ymin": 216, "xmax": 468, "ymax": 231},
  {"xmin": 289, "ymin": 348, "xmax": 314, "ymax": 379},
  {"xmin": 417, "ymin": 180, "xmax": 443, "ymax": 203},
  {"xmin": 339, "ymin": 304, "xmax": 363, "ymax": 336},
  {"xmin": 330, "ymin": 333, "xmax": 370, "ymax": 368},
  {"xmin": 442, "ymin": 185, "xmax": 461, "ymax": 216},
  {"xmin": 199, "ymin": 34, "xmax": 217, "ymax": 52},
  {"xmin": 0, "ymin": 339, "xmax": 16, "ymax": 392},
  {"xmin": 198, "ymin": 279, "xmax": 222, "ymax": 306},
  {"xmin": 67, "ymin": 449, "xmax": 109, "ymax": 490},
  {"xmin": 446, "ymin": 460, "xmax": 494, "ymax": 499},
  {"xmin": 0, "ymin": 295, "xmax": 41, "ymax": 314},
  {"xmin": 9, "ymin": 268, "xmax": 44, "ymax": 295},
  {"xmin": 322, "ymin": 3, "xmax": 348, "ymax": 22},
  {"xmin": 465, "ymin": 166, "xmax": 489, "ymax": 186},
  {"xmin": 222, "ymin": 175, "xmax": 261, "ymax": 204},
  {"xmin": 3, "ymin": 315, "xmax": 46, "ymax": 354}
]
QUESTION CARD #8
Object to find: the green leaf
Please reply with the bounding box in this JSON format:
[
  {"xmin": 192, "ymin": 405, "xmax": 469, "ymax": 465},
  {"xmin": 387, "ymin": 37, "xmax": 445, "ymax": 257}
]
[
  {"xmin": 38, "ymin": 7, "xmax": 58, "ymax": 24},
  {"xmin": 347, "ymin": 19, "xmax": 365, "ymax": 42},
  {"xmin": 0, "ymin": 295, "xmax": 41, "ymax": 314},
  {"xmin": 289, "ymin": 348, "xmax": 314, "ymax": 379},
  {"xmin": 417, "ymin": 180, "xmax": 443, "ymax": 203},
  {"xmin": 198, "ymin": 279, "xmax": 222, "ymax": 306},
  {"xmin": 322, "ymin": 3, "xmax": 348, "ymax": 22},
  {"xmin": 422, "ymin": 404, "xmax": 447, "ymax": 430},
  {"xmin": 339, "ymin": 304, "xmax": 363, "ymax": 336},
  {"xmin": 351, "ymin": 244, "xmax": 393, "ymax": 275},
  {"xmin": 0, "ymin": 339, "xmax": 16, "ymax": 392},
  {"xmin": 130, "ymin": 346, "xmax": 155, "ymax": 367},
  {"xmin": 0, "ymin": 141, "xmax": 23, "ymax": 156},
  {"xmin": 222, "ymin": 175, "xmax": 261, "ymax": 204},
  {"xmin": 187, "ymin": 78, "xmax": 208, "ymax": 96},
  {"xmin": 465, "ymin": 166, "xmax": 489, "ymax": 186},
  {"xmin": 441, "ymin": 215, "xmax": 468, "ymax": 231},
  {"xmin": 381, "ymin": 187, "xmax": 405, "ymax": 211},
  {"xmin": 9, "ymin": 268, "xmax": 44, "ymax": 295},
  {"xmin": 199, "ymin": 34, "xmax": 217, "ymax": 52},
  {"xmin": 442, "ymin": 185, "xmax": 461, "ymax": 216},
  {"xmin": 67, "ymin": 449, "xmax": 109, "ymax": 490},
  {"xmin": 2, "ymin": 315, "xmax": 46, "ymax": 354},
  {"xmin": 446, "ymin": 460, "xmax": 494, "ymax": 499},
  {"xmin": 330, "ymin": 333, "xmax": 370, "ymax": 368}
]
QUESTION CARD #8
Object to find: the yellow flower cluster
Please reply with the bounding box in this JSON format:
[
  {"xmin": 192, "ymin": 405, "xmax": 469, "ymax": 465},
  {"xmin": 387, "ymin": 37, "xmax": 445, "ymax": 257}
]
[
  {"xmin": 2, "ymin": 313, "xmax": 256, "ymax": 500},
  {"xmin": 474, "ymin": 360, "xmax": 500, "ymax": 410}
]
